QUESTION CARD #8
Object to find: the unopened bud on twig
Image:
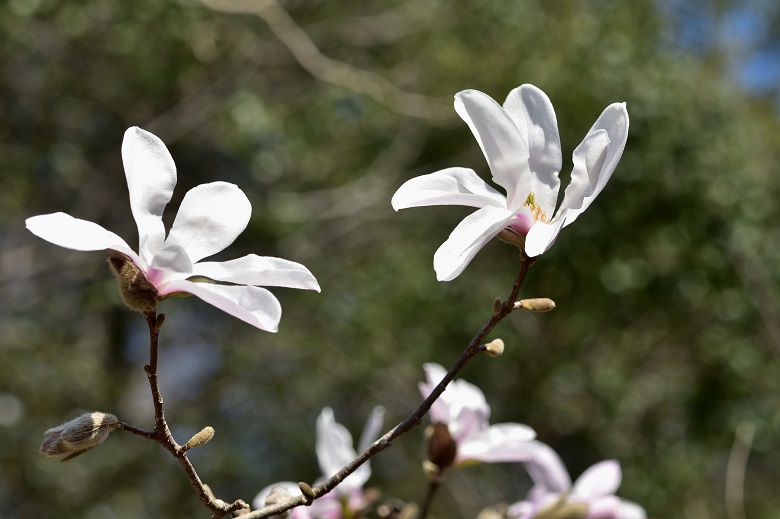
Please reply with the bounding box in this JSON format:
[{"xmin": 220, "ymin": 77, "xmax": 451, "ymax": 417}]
[
  {"xmin": 484, "ymin": 338, "xmax": 505, "ymax": 357},
  {"xmin": 182, "ymin": 426, "xmax": 215, "ymax": 451},
  {"xmin": 298, "ymin": 482, "xmax": 315, "ymax": 504},
  {"xmin": 108, "ymin": 256, "xmax": 158, "ymax": 313},
  {"xmin": 424, "ymin": 422, "xmax": 457, "ymax": 477},
  {"xmin": 493, "ymin": 297, "xmax": 503, "ymax": 316},
  {"xmin": 514, "ymin": 298, "xmax": 556, "ymax": 312},
  {"xmin": 40, "ymin": 412, "xmax": 118, "ymax": 462}
]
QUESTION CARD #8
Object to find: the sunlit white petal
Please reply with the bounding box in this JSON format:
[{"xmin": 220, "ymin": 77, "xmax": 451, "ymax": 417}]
[
  {"xmin": 121, "ymin": 127, "xmax": 176, "ymax": 263},
  {"xmin": 454, "ymin": 90, "xmax": 531, "ymax": 207},
  {"xmin": 157, "ymin": 280, "xmax": 282, "ymax": 332},
  {"xmin": 192, "ymin": 255, "xmax": 320, "ymax": 291},
  {"xmin": 433, "ymin": 206, "xmax": 512, "ymax": 281},
  {"xmin": 502, "ymin": 84, "xmax": 562, "ymax": 215},
  {"xmin": 391, "ymin": 167, "xmax": 507, "ymax": 210},
  {"xmin": 316, "ymin": 408, "xmax": 370, "ymax": 491},
  {"xmin": 26, "ymin": 213, "xmax": 139, "ymax": 263},
  {"xmin": 165, "ymin": 182, "xmax": 252, "ymax": 263}
]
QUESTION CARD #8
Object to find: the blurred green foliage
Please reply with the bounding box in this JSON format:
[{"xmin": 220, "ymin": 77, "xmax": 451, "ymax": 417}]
[{"xmin": 2, "ymin": 0, "xmax": 780, "ymax": 517}]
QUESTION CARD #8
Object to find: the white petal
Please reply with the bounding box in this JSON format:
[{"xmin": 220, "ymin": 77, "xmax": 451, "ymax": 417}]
[
  {"xmin": 560, "ymin": 102, "xmax": 629, "ymax": 227},
  {"xmin": 192, "ymin": 255, "xmax": 320, "ymax": 291},
  {"xmin": 454, "ymin": 90, "xmax": 531, "ymax": 208},
  {"xmin": 433, "ymin": 205, "xmax": 511, "ymax": 281},
  {"xmin": 165, "ymin": 182, "xmax": 252, "ymax": 263},
  {"xmin": 614, "ymin": 500, "xmax": 648, "ymax": 519},
  {"xmin": 156, "ymin": 280, "xmax": 282, "ymax": 332},
  {"xmin": 26, "ymin": 213, "xmax": 139, "ymax": 263},
  {"xmin": 316, "ymin": 408, "xmax": 370, "ymax": 491},
  {"xmin": 121, "ymin": 127, "xmax": 177, "ymax": 263},
  {"xmin": 456, "ymin": 423, "xmax": 536, "ymax": 464},
  {"xmin": 571, "ymin": 460, "xmax": 622, "ymax": 500},
  {"xmin": 503, "ymin": 84, "xmax": 562, "ymax": 216},
  {"xmin": 553, "ymin": 130, "xmax": 611, "ymax": 227},
  {"xmin": 357, "ymin": 406, "xmax": 385, "ymax": 453},
  {"xmin": 150, "ymin": 244, "xmax": 193, "ymax": 275},
  {"xmin": 522, "ymin": 441, "xmax": 572, "ymax": 493},
  {"xmin": 391, "ymin": 167, "xmax": 507, "ymax": 210},
  {"xmin": 524, "ymin": 217, "xmax": 567, "ymax": 258},
  {"xmin": 419, "ymin": 363, "xmax": 450, "ymax": 424}
]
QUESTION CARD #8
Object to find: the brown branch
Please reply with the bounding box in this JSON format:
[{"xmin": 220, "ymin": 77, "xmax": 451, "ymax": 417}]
[
  {"xmin": 201, "ymin": 0, "xmax": 452, "ymax": 122},
  {"xmin": 116, "ymin": 312, "xmax": 249, "ymax": 517},
  {"xmin": 244, "ymin": 253, "xmax": 535, "ymax": 518}
]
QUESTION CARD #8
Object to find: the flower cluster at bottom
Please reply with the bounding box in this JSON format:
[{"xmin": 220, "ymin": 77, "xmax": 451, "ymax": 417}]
[{"xmin": 254, "ymin": 365, "xmax": 645, "ymax": 519}]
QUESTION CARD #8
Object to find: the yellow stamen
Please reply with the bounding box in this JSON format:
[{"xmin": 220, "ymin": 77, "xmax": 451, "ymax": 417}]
[{"xmin": 524, "ymin": 192, "xmax": 550, "ymax": 223}]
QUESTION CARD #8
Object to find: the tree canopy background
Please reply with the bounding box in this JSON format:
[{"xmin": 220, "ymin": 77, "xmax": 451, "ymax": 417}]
[{"xmin": 2, "ymin": 0, "xmax": 780, "ymax": 517}]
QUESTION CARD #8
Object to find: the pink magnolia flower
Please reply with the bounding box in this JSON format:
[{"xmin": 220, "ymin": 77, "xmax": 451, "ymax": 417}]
[
  {"xmin": 391, "ymin": 84, "xmax": 629, "ymax": 281},
  {"xmin": 26, "ymin": 127, "xmax": 320, "ymax": 331},
  {"xmin": 419, "ymin": 363, "xmax": 535, "ymax": 471},
  {"xmin": 253, "ymin": 406, "xmax": 385, "ymax": 518},
  {"xmin": 508, "ymin": 441, "xmax": 646, "ymax": 519}
]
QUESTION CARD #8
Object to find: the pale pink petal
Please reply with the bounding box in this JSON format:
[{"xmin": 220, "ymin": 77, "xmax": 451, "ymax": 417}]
[
  {"xmin": 614, "ymin": 500, "xmax": 647, "ymax": 519},
  {"xmin": 26, "ymin": 213, "xmax": 139, "ymax": 263},
  {"xmin": 121, "ymin": 127, "xmax": 176, "ymax": 263},
  {"xmin": 561, "ymin": 103, "xmax": 629, "ymax": 227},
  {"xmin": 251, "ymin": 482, "xmax": 302, "ymax": 512},
  {"xmin": 454, "ymin": 90, "xmax": 531, "ymax": 208},
  {"xmin": 357, "ymin": 406, "xmax": 385, "ymax": 452},
  {"xmin": 419, "ymin": 363, "xmax": 451, "ymax": 424},
  {"xmin": 432, "ymin": 205, "xmax": 512, "ymax": 281},
  {"xmin": 584, "ymin": 495, "xmax": 622, "ymax": 518},
  {"xmin": 523, "ymin": 441, "xmax": 572, "ymax": 493},
  {"xmin": 316, "ymin": 408, "xmax": 369, "ymax": 491},
  {"xmin": 503, "ymin": 85, "xmax": 562, "ymax": 216},
  {"xmin": 456, "ymin": 422, "xmax": 536, "ymax": 464},
  {"xmin": 191, "ymin": 255, "xmax": 320, "ymax": 291},
  {"xmin": 391, "ymin": 167, "xmax": 507, "ymax": 210},
  {"xmin": 156, "ymin": 280, "xmax": 281, "ymax": 331},
  {"xmin": 571, "ymin": 460, "xmax": 622, "ymax": 500},
  {"xmin": 164, "ymin": 182, "xmax": 252, "ymax": 263}
]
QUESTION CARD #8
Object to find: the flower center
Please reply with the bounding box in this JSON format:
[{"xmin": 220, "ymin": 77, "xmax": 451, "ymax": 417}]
[{"xmin": 523, "ymin": 192, "xmax": 550, "ymax": 224}]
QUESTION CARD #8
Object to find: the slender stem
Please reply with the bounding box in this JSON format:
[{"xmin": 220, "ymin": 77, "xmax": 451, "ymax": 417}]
[
  {"xmin": 246, "ymin": 254, "xmax": 535, "ymax": 518},
  {"xmin": 418, "ymin": 479, "xmax": 440, "ymax": 519},
  {"xmin": 115, "ymin": 311, "xmax": 249, "ymax": 517}
]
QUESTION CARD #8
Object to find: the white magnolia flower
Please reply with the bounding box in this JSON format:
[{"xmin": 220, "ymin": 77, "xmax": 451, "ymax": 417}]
[
  {"xmin": 419, "ymin": 363, "xmax": 535, "ymax": 470},
  {"xmin": 392, "ymin": 84, "xmax": 629, "ymax": 281},
  {"xmin": 26, "ymin": 127, "xmax": 320, "ymax": 331},
  {"xmin": 253, "ymin": 406, "xmax": 385, "ymax": 518},
  {"xmin": 508, "ymin": 441, "xmax": 647, "ymax": 519}
]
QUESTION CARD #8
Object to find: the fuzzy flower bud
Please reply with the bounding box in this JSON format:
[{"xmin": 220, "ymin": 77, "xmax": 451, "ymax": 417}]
[
  {"xmin": 182, "ymin": 426, "xmax": 215, "ymax": 451},
  {"xmin": 108, "ymin": 256, "xmax": 158, "ymax": 313},
  {"xmin": 484, "ymin": 338, "xmax": 505, "ymax": 357},
  {"xmin": 40, "ymin": 412, "xmax": 118, "ymax": 462},
  {"xmin": 514, "ymin": 298, "xmax": 556, "ymax": 312},
  {"xmin": 425, "ymin": 422, "xmax": 457, "ymax": 475}
]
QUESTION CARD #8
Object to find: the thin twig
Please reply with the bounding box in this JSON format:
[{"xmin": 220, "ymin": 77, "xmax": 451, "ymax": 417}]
[
  {"xmin": 418, "ymin": 479, "xmax": 440, "ymax": 519},
  {"xmin": 725, "ymin": 422, "xmax": 755, "ymax": 519},
  {"xmin": 244, "ymin": 253, "xmax": 535, "ymax": 518},
  {"xmin": 201, "ymin": 0, "xmax": 452, "ymax": 122},
  {"xmin": 116, "ymin": 312, "xmax": 249, "ymax": 517}
]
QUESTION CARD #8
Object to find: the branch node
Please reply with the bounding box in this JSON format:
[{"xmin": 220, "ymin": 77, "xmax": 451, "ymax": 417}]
[{"xmin": 154, "ymin": 313, "xmax": 166, "ymax": 332}]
